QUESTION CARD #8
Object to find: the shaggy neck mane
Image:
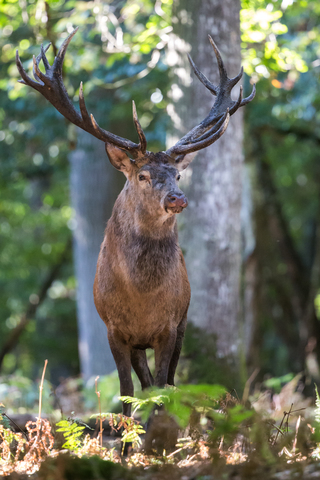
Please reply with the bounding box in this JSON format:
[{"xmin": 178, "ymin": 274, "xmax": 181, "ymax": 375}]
[
  {"xmin": 110, "ymin": 195, "xmax": 180, "ymax": 291},
  {"xmin": 126, "ymin": 231, "xmax": 178, "ymax": 292}
]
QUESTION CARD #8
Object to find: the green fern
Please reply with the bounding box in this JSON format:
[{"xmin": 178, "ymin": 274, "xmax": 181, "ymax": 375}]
[
  {"xmin": 56, "ymin": 419, "xmax": 85, "ymax": 452},
  {"xmin": 122, "ymin": 384, "xmax": 226, "ymax": 427},
  {"xmin": 120, "ymin": 393, "xmax": 169, "ymax": 416},
  {"xmin": 121, "ymin": 419, "xmax": 146, "ymax": 449},
  {"xmin": 91, "ymin": 411, "xmax": 146, "ymax": 451},
  {"xmin": 0, "ymin": 405, "xmax": 11, "ymax": 430}
]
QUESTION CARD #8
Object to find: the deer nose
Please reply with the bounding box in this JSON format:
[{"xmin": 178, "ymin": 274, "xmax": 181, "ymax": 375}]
[{"xmin": 164, "ymin": 192, "xmax": 188, "ymax": 210}]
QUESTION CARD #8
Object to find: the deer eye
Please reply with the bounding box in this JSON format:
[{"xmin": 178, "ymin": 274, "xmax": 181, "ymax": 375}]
[
  {"xmin": 138, "ymin": 174, "xmax": 146, "ymax": 181},
  {"xmin": 177, "ymin": 174, "xmax": 181, "ymax": 181}
]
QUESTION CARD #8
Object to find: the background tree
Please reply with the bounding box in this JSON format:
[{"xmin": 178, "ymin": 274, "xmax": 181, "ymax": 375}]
[
  {"xmin": 167, "ymin": 0, "xmax": 245, "ymax": 383},
  {"xmin": 241, "ymin": 0, "xmax": 320, "ymax": 377}
]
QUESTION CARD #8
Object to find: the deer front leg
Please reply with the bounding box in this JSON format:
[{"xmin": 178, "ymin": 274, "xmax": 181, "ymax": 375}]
[
  {"xmin": 167, "ymin": 314, "xmax": 187, "ymax": 386},
  {"xmin": 108, "ymin": 330, "xmax": 133, "ymax": 417},
  {"xmin": 154, "ymin": 328, "xmax": 177, "ymax": 387},
  {"xmin": 131, "ymin": 349, "xmax": 154, "ymax": 390}
]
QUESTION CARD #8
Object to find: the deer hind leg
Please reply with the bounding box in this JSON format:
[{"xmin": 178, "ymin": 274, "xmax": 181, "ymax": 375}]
[
  {"xmin": 131, "ymin": 349, "xmax": 154, "ymax": 390},
  {"xmin": 108, "ymin": 331, "xmax": 133, "ymax": 417},
  {"xmin": 167, "ymin": 314, "xmax": 187, "ymax": 386},
  {"xmin": 154, "ymin": 328, "xmax": 177, "ymax": 387}
]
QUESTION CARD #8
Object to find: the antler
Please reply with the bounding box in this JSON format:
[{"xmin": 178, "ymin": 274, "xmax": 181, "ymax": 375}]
[
  {"xmin": 16, "ymin": 29, "xmax": 255, "ymax": 163},
  {"xmin": 165, "ymin": 35, "xmax": 256, "ymax": 159},
  {"xmin": 15, "ymin": 28, "xmax": 147, "ymax": 159}
]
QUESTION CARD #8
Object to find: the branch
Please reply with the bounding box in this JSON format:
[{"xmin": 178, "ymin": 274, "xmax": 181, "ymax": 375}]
[
  {"xmin": 249, "ymin": 124, "xmax": 320, "ymax": 365},
  {"xmin": 257, "ymin": 154, "xmax": 309, "ymax": 307},
  {"xmin": 0, "ymin": 239, "xmax": 71, "ymax": 371},
  {"xmin": 253, "ymin": 132, "xmax": 320, "ymax": 356}
]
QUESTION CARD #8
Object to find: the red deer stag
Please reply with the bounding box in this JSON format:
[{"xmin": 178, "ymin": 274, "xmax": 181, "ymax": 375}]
[{"xmin": 16, "ymin": 28, "xmax": 255, "ymax": 417}]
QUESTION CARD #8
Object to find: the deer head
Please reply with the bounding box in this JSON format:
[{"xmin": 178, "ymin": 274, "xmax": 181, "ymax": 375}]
[{"xmin": 16, "ymin": 28, "xmax": 255, "ymax": 220}]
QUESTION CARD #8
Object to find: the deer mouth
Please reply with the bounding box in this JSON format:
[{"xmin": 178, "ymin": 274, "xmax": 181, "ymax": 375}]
[
  {"xmin": 165, "ymin": 205, "xmax": 185, "ymax": 214},
  {"xmin": 164, "ymin": 193, "xmax": 188, "ymax": 214}
]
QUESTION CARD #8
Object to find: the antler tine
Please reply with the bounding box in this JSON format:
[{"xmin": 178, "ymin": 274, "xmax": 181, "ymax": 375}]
[
  {"xmin": 208, "ymin": 35, "xmax": 228, "ymax": 82},
  {"xmin": 208, "ymin": 35, "xmax": 244, "ymax": 99},
  {"xmin": 16, "ymin": 50, "xmax": 40, "ymax": 88},
  {"xmin": 188, "ymin": 112, "xmax": 226, "ymax": 144},
  {"xmin": 132, "ymin": 101, "xmax": 147, "ymax": 154},
  {"xmin": 40, "ymin": 43, "xmax": 51, "ymax": 72},
  {"xmin": 79, "ymin": 81, "xmax": 93, "ymax": 129},
  {"xmin": 33, "ymin": 54, "xmax": 49, "ymax": 86},
  {"xmin": 168, "ymin": 111, "xmax": 230, "ymax": 158},
  {"xmin": 52, "ymin": 27, "xmax": 79, "ymax": 74},
  {"xmin": 228, "ymin": 85, "xmax": 243, "ymax": 116},
  {"xmin": 229, "ymin": 66, "xmax": 243, "ymax": 90},
  {"xmin": 89, "ymin": 113, "xmax": 141, "ymax": 154},
  {"xmin": 187, "ymin": 53, "xmax": 217, "ymax": 95},
  {"xmin": 240, "ymin": 83, "xmax": 256, "ymax": 106}
]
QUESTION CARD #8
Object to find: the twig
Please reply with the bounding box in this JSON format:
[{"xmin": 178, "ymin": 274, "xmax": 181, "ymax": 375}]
[
  {"xmin": 219, "ymin": 435, "xmax": 224, "ymax": 452},
  {"xmin": 242, "ymin": 368, "xmax": 259, "ymax": 403},
  {"xmin": 272, "ymin": 403, "xmax": 303, "ymax": 446},
  {"xmin": 290, "ymin": 408, "xmax": 306, "ymax": 414},
  {"xmin": 267, "ymin": 420, "xmax": 284, "ymax": 437},
  {"xmin": 166, "ymin": 446, "xmax": 186, "ymax": 458},
  {"xmin": 188, "ymin": 453, "xmax": 198, "ymax": 462},
  {"xmin": 231, "ymin": 389, "xmax": 240, "ymax": 403},
  {"xmin": 292, "ymin": 415, "xmax": 301, "ymax": 454},
  {"xmin": 39, "ymin": 360, "xmax": 48, "ymax": 421},
  {"xmin": 2, "ymin": 413, "xmax": 28, "ymax": 440},
  {"xmin": 285, "ymin": 404, "xmax": 293, "ymax": 433},
  {"xmin": 273, "ymin": 410, "xmax": 288, "ymax": 445},
  {"xmin": 166, "ymin": 440, "xmax": 195, "ymax": 458},
  {"xmin": 95, "ymin": 376, "xmax": 103, "ymax": 449}
]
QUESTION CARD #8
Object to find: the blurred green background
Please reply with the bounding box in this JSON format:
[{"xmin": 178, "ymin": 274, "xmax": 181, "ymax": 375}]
[{"xmin": 0, "ymin": 0, "xmax": 320, "ymax": 393}]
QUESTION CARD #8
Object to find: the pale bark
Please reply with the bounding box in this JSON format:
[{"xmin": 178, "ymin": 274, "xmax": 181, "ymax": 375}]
[
  {"xmin": 168, "ymin": 0, "xmax": 244, "ymax": 360},
  {"xmin": 69, "ymin": 132, "xmax": 124, "ymax": 380}
]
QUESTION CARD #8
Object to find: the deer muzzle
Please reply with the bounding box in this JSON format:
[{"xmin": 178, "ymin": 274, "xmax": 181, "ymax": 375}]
[{"xmin": 164, "ymin": 192, "xmax": 188, "ymax": 214}]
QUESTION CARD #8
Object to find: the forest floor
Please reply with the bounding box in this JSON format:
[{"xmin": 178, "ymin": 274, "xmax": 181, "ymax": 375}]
[
  {"xmin": 1, "ymin": 372, "xmax": 320, "ymax": 479},
  {"xmin": 3, "ymin": 431, "xmax": 320, "ymax": 480}
]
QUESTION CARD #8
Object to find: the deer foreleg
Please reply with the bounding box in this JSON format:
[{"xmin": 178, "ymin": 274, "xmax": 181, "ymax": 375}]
[
  {"xmin": 154, "ymin": 329, "xmax": 177, "ymax": 387},
  {"xmin": 167, "ymin": 314, "xmax": 188, "ymax": 386},
  {"xmin": 131, "ymin": 349, "xmax": 154, "ymax": 390},
  {"xmin": 108, "ymin": 331, "xmax": 133, "ymax": 417}
]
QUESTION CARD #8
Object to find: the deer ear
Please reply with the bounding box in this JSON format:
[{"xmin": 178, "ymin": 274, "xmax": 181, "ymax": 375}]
[
  {"xmin": 175, "ymin": 152, "xmax": 198, "ymax": 171},
  {"xmin": 105, "ymin": 143, "xmax": 134, "ymax": 177}
]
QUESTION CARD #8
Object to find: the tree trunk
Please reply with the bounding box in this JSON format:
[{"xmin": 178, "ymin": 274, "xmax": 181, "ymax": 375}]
[
  {"xmin": 69, "ymin": 132, "xmax": 124, "ymax": 381},
  {"xmin": 168, "ymin": 0, "xmax": 244, "ymax": 362},
  {"xmin": 241, "ymin": 164, "xmax": 258, "ymax": 370}
]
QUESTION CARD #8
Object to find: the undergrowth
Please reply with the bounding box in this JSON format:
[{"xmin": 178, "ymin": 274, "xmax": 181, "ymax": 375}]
[{"xmin": 1, "ymin": 365, "xmax": 320, "ymax": 479}]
